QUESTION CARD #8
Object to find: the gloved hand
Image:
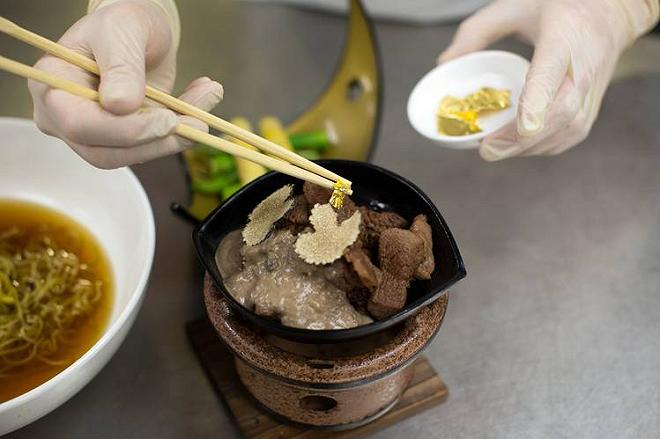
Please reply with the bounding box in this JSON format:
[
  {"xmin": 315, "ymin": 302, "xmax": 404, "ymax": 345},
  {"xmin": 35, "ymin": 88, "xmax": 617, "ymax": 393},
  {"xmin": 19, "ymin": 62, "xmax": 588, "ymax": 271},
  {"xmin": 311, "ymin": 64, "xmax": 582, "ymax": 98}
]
[
  {"xmin": 438, "ymin": 0, "xmax": 659, "ymax": 161},
  {"xmin": 28, "ymin": 0, "xmax": 224, "ymax": 169}
]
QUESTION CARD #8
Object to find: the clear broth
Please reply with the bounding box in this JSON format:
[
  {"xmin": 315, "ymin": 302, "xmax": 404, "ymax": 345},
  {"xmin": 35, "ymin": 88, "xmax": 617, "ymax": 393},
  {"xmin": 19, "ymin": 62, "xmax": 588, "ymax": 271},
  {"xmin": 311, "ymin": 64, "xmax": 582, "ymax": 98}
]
[{"xmin": 0, "ymin": 200, "xmax": 113, "ymax": 402}]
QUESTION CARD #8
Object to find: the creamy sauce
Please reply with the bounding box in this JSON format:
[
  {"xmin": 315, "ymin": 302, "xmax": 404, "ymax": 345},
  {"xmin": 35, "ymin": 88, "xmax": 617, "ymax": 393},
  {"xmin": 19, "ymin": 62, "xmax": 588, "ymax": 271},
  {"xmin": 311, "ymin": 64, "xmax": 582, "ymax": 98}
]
[
  {"xmin": 0, "ymin": 200, "xmax": 113, "ymax": 402},
  {"xmin": 216, "ymin": 230, "xmax": 371, "ymax": 330}
]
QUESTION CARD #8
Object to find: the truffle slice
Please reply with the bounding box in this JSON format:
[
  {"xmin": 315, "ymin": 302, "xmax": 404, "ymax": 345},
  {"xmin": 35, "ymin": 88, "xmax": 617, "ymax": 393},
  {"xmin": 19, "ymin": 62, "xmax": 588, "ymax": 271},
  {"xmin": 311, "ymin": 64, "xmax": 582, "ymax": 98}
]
[
  {"xmin": 243, "ymin": 185, "xmax": 294, "ymax": 246},
  {"xmin": 410, "ymin": 214, "xmax": 435, "ymax": 279},
  {"xmin": 295, "ymin": 204, "xmax": 362, "ymax": 265}
]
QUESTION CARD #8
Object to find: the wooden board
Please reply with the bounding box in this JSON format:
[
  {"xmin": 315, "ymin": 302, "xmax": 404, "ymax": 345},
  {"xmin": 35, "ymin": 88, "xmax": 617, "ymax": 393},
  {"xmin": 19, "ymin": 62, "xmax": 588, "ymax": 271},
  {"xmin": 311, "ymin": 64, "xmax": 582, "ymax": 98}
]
[{"xmin": 187, "ymin": 318, "xmax": 448, "ymax": 439}]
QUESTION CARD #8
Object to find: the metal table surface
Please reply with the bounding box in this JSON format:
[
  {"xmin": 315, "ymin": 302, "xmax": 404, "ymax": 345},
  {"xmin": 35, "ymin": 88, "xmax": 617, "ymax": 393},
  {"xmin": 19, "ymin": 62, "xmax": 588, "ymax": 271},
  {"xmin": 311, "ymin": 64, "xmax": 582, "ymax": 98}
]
[{"xmin": 1, "ymin": 1, "xmax": 659, "ymax": 438}]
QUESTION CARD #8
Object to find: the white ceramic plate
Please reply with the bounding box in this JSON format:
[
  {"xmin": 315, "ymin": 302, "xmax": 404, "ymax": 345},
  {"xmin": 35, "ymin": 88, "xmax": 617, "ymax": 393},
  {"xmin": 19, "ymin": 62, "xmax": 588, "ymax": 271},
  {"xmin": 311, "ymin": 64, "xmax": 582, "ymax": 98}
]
[
  {"xmin": 407, "ymin": 50, "xmax": 530, "ymax": 149},
  {"xmin": 0, "ymin": 118, "xmax": 155, "ymax": 435}
]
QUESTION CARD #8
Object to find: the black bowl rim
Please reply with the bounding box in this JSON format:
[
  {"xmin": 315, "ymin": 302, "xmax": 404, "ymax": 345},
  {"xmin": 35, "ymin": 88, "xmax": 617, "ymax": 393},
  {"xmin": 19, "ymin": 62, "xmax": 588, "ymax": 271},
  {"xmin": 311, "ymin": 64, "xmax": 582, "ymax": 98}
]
[{"xmin": 193, "ymin": 159, "xmax": 466, "ymax": 342}]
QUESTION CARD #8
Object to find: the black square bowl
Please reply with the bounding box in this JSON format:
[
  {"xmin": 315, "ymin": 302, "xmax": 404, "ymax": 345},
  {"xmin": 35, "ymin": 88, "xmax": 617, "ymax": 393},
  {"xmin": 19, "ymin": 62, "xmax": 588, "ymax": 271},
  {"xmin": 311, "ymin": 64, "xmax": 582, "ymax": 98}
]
[{"xmin": 193, "ymin": 160, "xmax": 466, "ymax": 343}]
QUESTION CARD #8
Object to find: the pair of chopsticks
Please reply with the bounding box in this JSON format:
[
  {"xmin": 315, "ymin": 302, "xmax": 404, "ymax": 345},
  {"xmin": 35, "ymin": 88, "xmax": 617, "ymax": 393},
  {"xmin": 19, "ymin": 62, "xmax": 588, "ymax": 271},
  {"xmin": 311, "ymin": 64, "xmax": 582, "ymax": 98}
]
[{"xmin": 0, "ymin": 16, "xmax": 352, "ymax": 195}]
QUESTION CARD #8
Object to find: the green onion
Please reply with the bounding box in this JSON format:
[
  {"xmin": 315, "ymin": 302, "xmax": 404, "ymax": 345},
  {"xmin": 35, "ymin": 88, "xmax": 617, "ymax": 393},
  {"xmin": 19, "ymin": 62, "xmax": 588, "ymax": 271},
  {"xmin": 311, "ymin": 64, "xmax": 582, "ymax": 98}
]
[
  {"xmin": 191, "ymin": 172, "xmax": 239, "ymax": 195},
  {"xmin": 289, "ymin": 130, "xmax": 331, "ymax": 151},
  {"xmin": 208, "ymin": 154, "xmax": 235, "ymax": 175}
]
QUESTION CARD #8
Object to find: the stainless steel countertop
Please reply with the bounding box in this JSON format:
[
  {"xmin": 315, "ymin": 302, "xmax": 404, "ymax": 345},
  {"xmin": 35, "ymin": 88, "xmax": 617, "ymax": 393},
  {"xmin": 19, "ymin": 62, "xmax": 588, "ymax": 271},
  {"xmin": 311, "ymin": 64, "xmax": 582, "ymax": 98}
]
[{"xmin": 1, "ymin": 1, "xmax": 659, "ymax": 438}]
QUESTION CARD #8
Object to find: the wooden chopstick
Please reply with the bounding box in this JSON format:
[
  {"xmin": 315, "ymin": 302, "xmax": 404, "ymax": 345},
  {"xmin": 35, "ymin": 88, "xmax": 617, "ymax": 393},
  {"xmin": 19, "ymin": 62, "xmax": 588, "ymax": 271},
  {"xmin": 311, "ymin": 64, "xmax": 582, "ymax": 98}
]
[
  {"xmin": 0, "ymin": 16, "xmax": 352, "ymax": 191},
  {"xmin": 0, "ymin": 55, "xmax": 339, "ymax": 191}
]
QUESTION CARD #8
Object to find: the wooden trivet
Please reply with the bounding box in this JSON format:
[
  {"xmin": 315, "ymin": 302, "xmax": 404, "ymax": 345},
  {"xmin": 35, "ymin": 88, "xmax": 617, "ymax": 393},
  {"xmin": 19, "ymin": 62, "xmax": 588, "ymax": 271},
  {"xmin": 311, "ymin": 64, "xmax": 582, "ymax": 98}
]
[{"xmin": 187, "ymin": 318, "xmax": 448, "ymax": 439}]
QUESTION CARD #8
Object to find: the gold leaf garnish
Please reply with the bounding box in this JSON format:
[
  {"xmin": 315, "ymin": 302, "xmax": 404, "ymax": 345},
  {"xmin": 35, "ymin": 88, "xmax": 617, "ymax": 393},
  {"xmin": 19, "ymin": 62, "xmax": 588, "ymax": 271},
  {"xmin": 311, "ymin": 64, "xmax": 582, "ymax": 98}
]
[
  {"xmin": 295, "ymin": 203, "xmax": 361, "ymax": 265},
  {"xmin": 437, "ymin": 87, "xmax": 511, "ymax": 136},
  {"xmin": 243, "ymin": 185, "xmax": 294, "ymax": 246},
  {"xmin": 329, "ymin": 179, "xmax": 350, "ymax": 210}
]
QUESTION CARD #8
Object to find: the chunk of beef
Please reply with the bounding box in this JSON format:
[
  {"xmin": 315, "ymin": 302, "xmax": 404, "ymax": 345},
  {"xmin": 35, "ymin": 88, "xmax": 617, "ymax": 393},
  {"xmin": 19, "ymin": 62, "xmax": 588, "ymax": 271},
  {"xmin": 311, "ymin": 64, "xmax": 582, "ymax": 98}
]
[
  {"xmin": 409, "ymin": 214, "xmax": 435, "ymax": 279},
  {"xmin": 345, "ymin": 246, "xmax": 382, "ymax": 291},
  {"xmin": 366, "ymin": 228, "xmax": 425, "ymax": 319}
]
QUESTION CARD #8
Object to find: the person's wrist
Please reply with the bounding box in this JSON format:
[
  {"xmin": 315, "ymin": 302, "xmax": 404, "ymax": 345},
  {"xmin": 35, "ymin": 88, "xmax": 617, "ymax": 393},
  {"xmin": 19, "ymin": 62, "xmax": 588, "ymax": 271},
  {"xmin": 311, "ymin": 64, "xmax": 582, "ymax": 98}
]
[{"xmin": 612, "ymin": 0, "xmax": 660, "ymax": 44}]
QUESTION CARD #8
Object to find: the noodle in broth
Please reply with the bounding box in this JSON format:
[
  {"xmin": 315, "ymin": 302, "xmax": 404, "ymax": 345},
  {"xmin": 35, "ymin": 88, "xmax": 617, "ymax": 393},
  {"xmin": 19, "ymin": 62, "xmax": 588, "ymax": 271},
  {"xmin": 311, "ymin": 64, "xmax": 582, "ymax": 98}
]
[{"xmin": 0, "ymin": 200, "xmax": 112, "ymax": 402}]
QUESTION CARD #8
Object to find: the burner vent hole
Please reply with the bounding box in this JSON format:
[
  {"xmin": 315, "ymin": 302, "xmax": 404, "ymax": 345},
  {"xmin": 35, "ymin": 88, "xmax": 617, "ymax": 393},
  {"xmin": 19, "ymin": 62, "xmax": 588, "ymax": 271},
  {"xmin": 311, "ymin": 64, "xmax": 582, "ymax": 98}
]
[
  {"xmin": 307, "ymin": 360, "xmax": 335, "ymax": 369},
  {"xmin": 299, "ymin": 395, "xmax": 338, "ymax": 412}
]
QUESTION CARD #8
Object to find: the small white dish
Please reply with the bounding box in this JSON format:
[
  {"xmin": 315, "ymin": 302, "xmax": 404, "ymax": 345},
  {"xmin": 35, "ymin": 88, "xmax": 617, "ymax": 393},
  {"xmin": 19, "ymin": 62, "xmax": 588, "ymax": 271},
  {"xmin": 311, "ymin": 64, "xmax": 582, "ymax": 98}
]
[
  {"xmin": 0, "ymin": 118, "xmax": 155, "ymax": 435},
  {"xmin": 407, "ymin": 50, "xmax": 530, "ymax": 149}
]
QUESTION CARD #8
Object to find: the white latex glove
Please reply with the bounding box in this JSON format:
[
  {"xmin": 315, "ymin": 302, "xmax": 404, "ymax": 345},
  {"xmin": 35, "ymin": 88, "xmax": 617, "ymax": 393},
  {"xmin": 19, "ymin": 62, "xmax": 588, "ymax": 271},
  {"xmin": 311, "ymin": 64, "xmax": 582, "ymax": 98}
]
[
  {"xmin": 28, "ymin": 0, "xmax": 224, "ymax": 169},
  {"xmin": 438, "ymin": 0, "xmax": 659, "ymax": 161}
]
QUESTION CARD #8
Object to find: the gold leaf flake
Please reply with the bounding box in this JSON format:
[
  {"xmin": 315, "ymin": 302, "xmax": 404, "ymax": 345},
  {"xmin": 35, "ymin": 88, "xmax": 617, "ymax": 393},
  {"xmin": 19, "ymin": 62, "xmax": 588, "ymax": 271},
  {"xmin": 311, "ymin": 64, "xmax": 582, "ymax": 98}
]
[
  {"xmin": 329, "ymin": 179, "xmax": 350, "ymax": 209},
  {"xmin": 295, "ymin": 203, "xmax": 361, "ymax": 265},
  {"xmin": 437, "ymin": 87, "xmax": 511, "ymax": 136},
  {"xmin": 243, "ymin": 185, "xmax": 294, "ymax": 246}
]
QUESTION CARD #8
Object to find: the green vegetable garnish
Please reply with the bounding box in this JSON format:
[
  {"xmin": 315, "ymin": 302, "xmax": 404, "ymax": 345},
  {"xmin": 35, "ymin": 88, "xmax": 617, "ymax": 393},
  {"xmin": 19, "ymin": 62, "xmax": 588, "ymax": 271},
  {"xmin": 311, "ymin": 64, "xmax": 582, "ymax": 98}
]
[
  {"xmin": 208, "ymin": 154, "xmax": 235, "ymax": 175},
  {"xmin": 289, "ymin": 130, "xmax": 331, "ymax": 151},
  {"xmin": 191, "ymin": 172, "xmax": 239, "ymax": 195}
]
